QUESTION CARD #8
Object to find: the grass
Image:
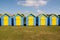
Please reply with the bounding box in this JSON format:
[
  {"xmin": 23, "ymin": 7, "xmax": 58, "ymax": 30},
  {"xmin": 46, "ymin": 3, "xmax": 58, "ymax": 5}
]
[{"xmin": 0, "ymin": 26, "xmax": 60, "ymax": 40}]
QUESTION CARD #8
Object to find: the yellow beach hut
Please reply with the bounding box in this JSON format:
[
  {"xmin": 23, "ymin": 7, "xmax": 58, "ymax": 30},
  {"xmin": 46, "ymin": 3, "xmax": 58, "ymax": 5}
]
[
  {"xmin": 26, "ymin": 14, "xmax": 36, "ymax": 26},
  {"xmin": 1, "ymin": 13, "xmax": 12, "ymax": 26},
  {"xmin": 38, "ymin": 14, "xmax": 48, "ymax": 26},
  {"xmin": 50, "ymin": 14, "xmax": 58, "ymax": 25},
  {"xmin": 13, "ymin": 14, "xmax": 24, "ymax": 26}
]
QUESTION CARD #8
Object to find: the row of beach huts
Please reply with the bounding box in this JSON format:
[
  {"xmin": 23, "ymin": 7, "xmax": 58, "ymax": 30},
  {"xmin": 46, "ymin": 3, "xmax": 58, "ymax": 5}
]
[{"xmin": 0, "ymin": 13, "xmax": 60, "ymax": 26}]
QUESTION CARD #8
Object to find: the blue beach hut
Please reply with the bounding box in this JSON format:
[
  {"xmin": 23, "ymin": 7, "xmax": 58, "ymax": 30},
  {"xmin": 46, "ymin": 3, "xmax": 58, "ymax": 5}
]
[
  {"xmin": 1, "ymin": 13, "xmax": 12, "ymax": 26},
  {"xmin": 38, "ymin": 14, "xmax": 48, "ymax": 26},
  {"xmin": 13, "ymin": 14, "xmax": 24, "ymax": 26},
  {"xmin": 26, "ymin": 14, "xmax": 36, "ymax": 26},
  {"xmin": 50, "ymin": 14, "xmax": 58, "ymax": 26}
]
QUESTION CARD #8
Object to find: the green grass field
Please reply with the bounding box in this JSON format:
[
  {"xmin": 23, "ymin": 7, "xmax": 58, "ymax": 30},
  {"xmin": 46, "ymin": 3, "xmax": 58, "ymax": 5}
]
[{"xmin": 0, "ymin": 26, "xmax": 60, "ymax": 40}]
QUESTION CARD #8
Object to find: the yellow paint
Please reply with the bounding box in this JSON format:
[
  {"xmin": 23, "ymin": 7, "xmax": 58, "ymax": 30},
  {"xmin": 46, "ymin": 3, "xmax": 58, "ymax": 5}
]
[
  {"xmin": 16, "ymin": 16, "xmax": 21, "ymax": 25},
  {"xmin": 28, "ymin": 16, "xmax": 34, "ymax": 26},
  {"xmin": 40, "ymin": 16, "xmax": 46, "ymax": 25},
  {"xmin": 51, "ymin": 16, "xmax": 57, "ymax": 25},
  {"xmin": 4, "ymin": 16, "xmax": 8, "ymax": 25}
]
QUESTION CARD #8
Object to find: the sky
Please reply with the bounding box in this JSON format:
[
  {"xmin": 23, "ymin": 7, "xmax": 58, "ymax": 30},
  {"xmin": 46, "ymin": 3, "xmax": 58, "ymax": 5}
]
[{"xmin": 0, "ymin": 0, "xmax": 60, "ymax": 15}]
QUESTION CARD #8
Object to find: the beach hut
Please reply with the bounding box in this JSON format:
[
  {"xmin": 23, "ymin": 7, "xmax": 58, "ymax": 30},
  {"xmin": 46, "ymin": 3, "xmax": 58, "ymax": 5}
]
[
  {"xmin": 0, "ymin": 17, "xmax": 1, "ymax": 26},
  {"xmin": 13, "ymin": 14, "xmax": 24, "ymax": 26},
  {"xmin": 50, "ymin": 14, "xmax": 58, "ymax": 25},
  {"xmin": 58, "ymin": 15, "xmax": 60, "ymax": 26},
  {"xmin": 38, "ymin": 14, "xmax": 48, "ymax": 26},
  {"xmin": 26, "ymin": 14, "xmax": 36, "ymax": 26},
  {"xmin": 1, "ymin": 13, "xmax": 12, "ymax": 26}
]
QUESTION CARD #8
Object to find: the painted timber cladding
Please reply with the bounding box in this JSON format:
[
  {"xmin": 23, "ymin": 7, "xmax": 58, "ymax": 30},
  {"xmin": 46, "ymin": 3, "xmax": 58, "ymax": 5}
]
[
  {"xmin": 26, "ymin": 14, "xmax": 36, "ymax": 26},
  {"xmin": 50, "ymin": 15, "xmax": 58, "ymax": 25},
  {"xmin": 0, "ymin": 13, "xmax": 59, "ymax": 26},
  {"xmin": 13, "ymin": 14, "xmax": 24, "ymax": 26},
  {"xmin": 1, "ymin": 14, "xmax": 11, "ymax": 26},
  {"xmin": 38, "ymin": 14, "xmax": 48, "ymax": 26}
]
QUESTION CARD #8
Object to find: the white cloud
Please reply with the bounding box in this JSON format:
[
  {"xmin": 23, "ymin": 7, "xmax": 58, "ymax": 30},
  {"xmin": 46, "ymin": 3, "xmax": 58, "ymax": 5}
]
[
  {"xmin": 35, "ymin": 9, "xmax": 45, "ymax": 16},
  {"xmin": 17, "ymin": 0, "xmax": 48, "ymax": 7}
]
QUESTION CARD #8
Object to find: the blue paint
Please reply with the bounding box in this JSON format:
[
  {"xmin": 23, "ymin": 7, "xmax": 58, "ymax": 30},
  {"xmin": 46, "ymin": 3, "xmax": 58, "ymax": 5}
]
[
  {"xmin": 50, "ymin": 15, "xmax": 58, "ymax": 26},
  {"xmin": 36, "ymin": 17, "xmax": 38, "ymax": 26},
  {"xmin": 58, "ymin": 17, "xmax": 60, "ymax": 25},
  {"xmin": 47, "ymin": 17, "xmax": 50, "ymax": 26},
  {"xmin": 0, "ymin": 17, "xmax": 1, "ymax": 26},
  {"xmin": 38, "ymin": 15, "xmax": 48, "ymax": 26},
  {"xmin": 13, "ymin": 14, "xmax": 24, "ymax": 26},
  {"xmin": 1, "ymin": 14, "xmax": 12, "ymax": 26},
  {"xmin": 26, "ymin": 14, "xmax": 36, "ymax": 26}
]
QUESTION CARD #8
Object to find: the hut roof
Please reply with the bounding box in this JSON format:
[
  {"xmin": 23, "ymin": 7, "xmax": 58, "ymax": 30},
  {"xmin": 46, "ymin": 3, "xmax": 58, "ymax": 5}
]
[
  {"xmin": 49, "ymin": 14, "xmax": 58, "ymax": 17},
  {"xmin": 38, "ymin": 14, "xmax": 47, "ymax": 17},
  {"xmin": 1, "ymin": 13, "xmax": 11, "ymax": 17},
  {"xmin": 13, "ymin": 13, "xmax": 24, "ymax": 17},
  {"xmin": 58, "ymin": 15, "xmax": 60, "ymax": 18},
  {"xmin": 1, "ymin": 12, "xmax": 12, "ymax": 17},
  {"xmin": 27, "ymin": 14, "xmax": 36, "ymax": 17}
]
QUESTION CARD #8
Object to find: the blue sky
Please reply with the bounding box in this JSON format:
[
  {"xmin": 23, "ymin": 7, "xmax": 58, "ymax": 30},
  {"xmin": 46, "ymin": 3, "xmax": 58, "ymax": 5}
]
[{"xmin": 0, "ymin": 0, "xmax": 60, "ymax": 15}]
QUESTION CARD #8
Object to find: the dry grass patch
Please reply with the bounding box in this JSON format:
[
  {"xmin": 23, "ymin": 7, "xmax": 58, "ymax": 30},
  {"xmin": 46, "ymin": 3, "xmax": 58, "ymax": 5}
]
[{"xmin": 0, "ymin": 26, "xmax": 60, "ymax": 40}]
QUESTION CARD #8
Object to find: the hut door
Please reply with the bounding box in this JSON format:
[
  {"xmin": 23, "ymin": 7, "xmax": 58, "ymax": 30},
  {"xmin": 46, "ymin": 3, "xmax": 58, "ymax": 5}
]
[
  {"xmin": 16, "ymin": 16, "xmax": 21, "ymax": 26},
  {"xmin": 28, "ymin": 16, "xmax": 34, "ymax": 26},
  {"xmin": 51, "ymin": 16, "xmax": 56, "ymax": 25},
  {"xmin": 40, "ymin": 16, "xmax": 46, "ymax": 25},
  {"xmin": 4, "ymin": 16, "xmax": 8, "ymax": 26}
]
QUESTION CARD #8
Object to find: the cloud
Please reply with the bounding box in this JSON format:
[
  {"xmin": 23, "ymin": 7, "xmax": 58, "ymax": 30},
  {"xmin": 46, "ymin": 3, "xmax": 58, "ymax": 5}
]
[
  {"xmin": 35, "ymin": 9, "xmax": 45, "ymax": 16},
  {"xmin": 17, "ymin": 0, "xmax": 48, "ymax": 7}
]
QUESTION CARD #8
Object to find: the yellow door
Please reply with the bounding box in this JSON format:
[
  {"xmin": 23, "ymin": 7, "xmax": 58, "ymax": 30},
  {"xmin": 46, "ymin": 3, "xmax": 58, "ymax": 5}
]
[
  {"xmin": 16, "ymin": 16, "xmax": 21, "ymax": 25},
  {"xmin": 40, "ymin": 16, "xmax": 46, "ymax": 25},
  {"xmin": 28, "ymin": 16, "xmax": 34, "ymax": 26},
  {"xmin": 4, "ymin": 16, "xmax": 8, "ymax": 25},
  {"xmin": 51, "ymin": 16, "xmax": 56, "ymax": 25}
]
